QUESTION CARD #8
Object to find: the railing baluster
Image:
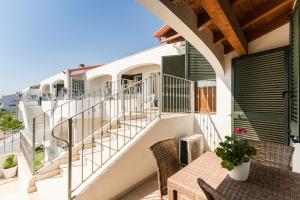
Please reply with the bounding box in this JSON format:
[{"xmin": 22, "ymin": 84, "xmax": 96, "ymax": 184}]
[
  {"xmin": 32, "ymin": 117, "xmax": 36, "ymax": 172},
  {"xmin": 123, "ymin": 90, "xmax": 126, "ymax": 145},
  {"xmin": 92, "ymin": 106, "xmax": 95, "ymax": 173},
  {"xmin": 3, "ymin": 134, "xmax": 5, "ymax": 153},
  {"xmin": 67, "ymin": 118, "xmax": 73, "ymax": 200},
  {"xmin": 135, "ymin": 85, "xmax": 137, "ymax": 136},
  {"xmin": 81, "ymin": 111, "xmax": 84, "ymax": 183},
  {"xmin": 150, "ymin": 75, "xmax": 152, "ymax": 117},
  {"xmin": 101, "ymin": 102, "xmax": 103, "ymax": 165},
  {"xmin": 43, "ymin": 113, "xmax": 46, "ymax": 163},
  {"xmin": 146, "ymin": 77, "xmax": 148, "ymax": 124},
  {"xmin": 116, "ymin": 93, "xmax": 119, "ymax": 150},
  {"xmin": 141, "ymin": 81, "xmax": 143, "ymax": 130},
  {"xmin": 129, "ymin": 87, "xmax": 132, "ymax": 139},
  {"xmin": 109, "ymin": 97, "xmax": 111, "ymax": 157}
]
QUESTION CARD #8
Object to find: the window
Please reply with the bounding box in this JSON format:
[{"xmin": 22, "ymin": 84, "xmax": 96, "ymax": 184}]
[{"xmin": 195, "ymin": 80, "xmax": 216, "ymax": 113}]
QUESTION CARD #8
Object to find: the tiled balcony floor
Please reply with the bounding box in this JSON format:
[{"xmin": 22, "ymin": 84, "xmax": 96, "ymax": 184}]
[{"xmin": 120, "ymin": 176, "xmax": 161, "ymax": 200}]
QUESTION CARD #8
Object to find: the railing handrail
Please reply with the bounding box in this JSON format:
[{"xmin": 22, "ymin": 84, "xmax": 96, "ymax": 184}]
[
  {"xmin": 52, "ymin": 72, "xmax": 192, "ymax": 130},
  {"xmin": 162, "ymin": 73, "xmax": 193, "ymax": 82},
  {"xmin": 33, "ymin": 99, "xmax": 72, "ymax": 119},
  {"xmin": 52, "ymin": 73, "xmax": 159, "ymax": 129},
  {"xmin": 32, "ymin": 78, "xmax": 132, "ymax": 120}
]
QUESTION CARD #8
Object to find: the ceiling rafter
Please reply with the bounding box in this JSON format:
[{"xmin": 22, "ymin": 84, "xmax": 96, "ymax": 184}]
[
  {"xmin": 201, "ymin": 0, "xmax": 248, "ymax": 55},
  {"xmin": 245, "ymin": 9, "xmax": 291, "ymax": 42},
  {"xmin": 214, "ymin": 0, "xmax": 293, "ymax": 45}
]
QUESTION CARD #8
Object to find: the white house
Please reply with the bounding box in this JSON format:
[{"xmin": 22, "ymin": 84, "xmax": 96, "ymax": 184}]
[
  {"xmin": 0, "ymin": 94, "xmax": 20, "ymax": 113},
  {"xmin": 5, "ymin": 1, "xmax": 300, "ymax": 199}
]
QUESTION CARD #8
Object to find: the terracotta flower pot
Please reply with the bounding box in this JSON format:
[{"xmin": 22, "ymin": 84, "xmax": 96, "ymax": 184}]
[{"xmin": 228, "ymin": 161, "xmax": 250, "ymax": 181}]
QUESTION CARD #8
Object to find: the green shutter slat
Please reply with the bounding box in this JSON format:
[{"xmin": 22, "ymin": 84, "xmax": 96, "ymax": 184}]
[
  {"xmin": 186, "ymin": 42, "xmax": 216, "ymax": 81},
  {"xmin": 290, "ymin": 4, "xmax": 300, "ymax": 138},
  {"xmin": 233, "ymin": 47, "xmax": 289, "ymax": 145}
]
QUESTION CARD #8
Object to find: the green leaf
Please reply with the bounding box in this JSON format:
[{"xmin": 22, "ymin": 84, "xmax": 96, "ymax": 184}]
[{"xmin": 221, "ymin": 160, "xmax": 234, "ymax": 171}]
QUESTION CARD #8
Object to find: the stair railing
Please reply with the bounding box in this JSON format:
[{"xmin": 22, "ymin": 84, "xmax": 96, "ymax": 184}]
[
  {"xmin": 50, "ymin": 73, "xmax": 193, "ymax": 199},
  {"xmin": 51, "ymin": 73, "xmax": 160, "ymax": 199},
  {"xmin": 21, "ymin": 78, "xmax": 135, "ymax": 173}
]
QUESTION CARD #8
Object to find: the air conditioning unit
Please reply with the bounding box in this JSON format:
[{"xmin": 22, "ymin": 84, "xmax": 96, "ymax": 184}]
[{"xmin": 179, "ymin": 134, "xmax": 204, "ymax": 166}]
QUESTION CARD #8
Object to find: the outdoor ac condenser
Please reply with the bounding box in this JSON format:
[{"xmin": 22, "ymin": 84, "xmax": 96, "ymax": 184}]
[{"xmin": 179, "ymin": 134, "xmax": 204, "ymax": 166}]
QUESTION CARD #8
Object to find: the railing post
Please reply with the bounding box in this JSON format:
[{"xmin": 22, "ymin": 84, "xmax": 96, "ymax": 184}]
[
  {"xmin": 190, "ymin": 81, "xmax": 195, "ymax": 113},
  {"xmin": 159, "ymin": 73, "xmax": 163, "ymax": 118},
  {"xmin": 68, "ymin": 118, "xmax": 73, "ymax": 200},
  {"xmin": 32, "ymin": 117, "xmax": 36, "ymax": 173}
]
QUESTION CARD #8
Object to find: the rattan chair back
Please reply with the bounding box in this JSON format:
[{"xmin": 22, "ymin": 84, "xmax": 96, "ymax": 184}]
[
  {"xmin": 247, "ymin": 139, "xmax": 294, "ymax": 170},
  {"xmin": 197, "ymin": 178, "xmax": 226, "ymax": 200},
  {"xmin": 150, "ymin": 138, "xmax": 180, "ymax": 199}
]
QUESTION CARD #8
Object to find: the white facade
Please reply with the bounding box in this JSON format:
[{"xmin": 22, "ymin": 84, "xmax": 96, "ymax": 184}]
[
  {"xmin": 40, "ymin": 71, "xmax": 68, "ymax": 98},
  {"xmin": 86, "ymin": 43, "xmax": 184, "ymax": 87}
]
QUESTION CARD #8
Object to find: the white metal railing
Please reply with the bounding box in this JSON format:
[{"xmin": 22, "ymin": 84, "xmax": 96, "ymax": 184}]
[
  {"xmin": 20, "ymin": 73, "xmax": 194, "ymax": 200},
  {"xmin": 51, "ymin": 73, "xmax": 192, "ymax": 199},
  {"xmin": 20, "ymin": 78, "xmax": 141, "ymax": 172},
  {"xmin": 0, "ymin": 132, "xmax": 21, "ymax": 154}
]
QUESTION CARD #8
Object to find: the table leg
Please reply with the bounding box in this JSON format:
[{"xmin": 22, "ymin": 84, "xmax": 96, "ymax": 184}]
[{"xmin": 168, "ymin": 188, "xmax": 178, "ymax": 200}]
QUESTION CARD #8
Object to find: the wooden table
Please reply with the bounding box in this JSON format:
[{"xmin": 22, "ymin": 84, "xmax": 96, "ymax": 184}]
[{"xmin": 168, "ymin": 152, "xmax": 300, "ymax": 200}]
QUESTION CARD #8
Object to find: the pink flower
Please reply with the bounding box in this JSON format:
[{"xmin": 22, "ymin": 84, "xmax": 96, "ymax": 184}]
[{"xmin": 234, "ymin": 128, "xmax": 248, "ymax": 135}]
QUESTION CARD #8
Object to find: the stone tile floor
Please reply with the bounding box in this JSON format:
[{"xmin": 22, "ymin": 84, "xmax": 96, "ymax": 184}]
[{"xmin": 120, "ymin": 176, "xmax": 161, "ymax": 200}]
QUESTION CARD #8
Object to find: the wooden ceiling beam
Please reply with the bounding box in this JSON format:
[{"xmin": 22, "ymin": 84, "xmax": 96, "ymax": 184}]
[
  {"xmin": 241, "ymin": 0, "xmax": 293, "ymax": 30},
  {"xmin": 245, "ymin": 10, "xmax": 291, "ymax": 42},
  {"xmin": 197, "ymin": 19, "xmax": 212, "ymax": 31},
  {"xmin": 224, "ymin": 10, "xmax": 290, "ymax": 54},
  {"xmin": 201, "ymin": 0, "xmax": 248, "ymax": 55},
  {"xmin": 197, "ymin": 10, "xmax": 212, "ymax": 32},
  {"xmin": 214, "ymin": 0, "xmax": 293, "ymax": 45}
]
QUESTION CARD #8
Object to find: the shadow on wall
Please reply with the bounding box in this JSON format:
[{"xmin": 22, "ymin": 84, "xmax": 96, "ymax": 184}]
[{"xmin": 194, "ymin": 113, "xmax": 222, "ymax": 151}]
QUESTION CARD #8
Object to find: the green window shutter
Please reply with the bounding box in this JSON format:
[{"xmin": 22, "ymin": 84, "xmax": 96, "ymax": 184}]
[
  {"xmin": 290, "ymin": 2, "xmax": 300, "ymax": 138},
  {"xmin": 186, "ymin": 41, "xmax": 216, "ymax": 81},
  {"xmin": 162, "ymin": 55, "xmax": 185, "ymax": 78},
  {"xmin": 233, "ymin": 47, "xmax": 289, "ymax": 145}
]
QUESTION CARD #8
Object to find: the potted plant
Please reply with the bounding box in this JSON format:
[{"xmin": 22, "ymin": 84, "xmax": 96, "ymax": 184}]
[
  {"xmin": 215, "ymin": 128, "xmax": 256, "ymax": 181},
  {"xmin": 2, "ymin": 154, "xmax": 17, "ymax": 178},
  {"xmin": 0, "ymin": 114, "xmax": 24, "ymax": 135}
]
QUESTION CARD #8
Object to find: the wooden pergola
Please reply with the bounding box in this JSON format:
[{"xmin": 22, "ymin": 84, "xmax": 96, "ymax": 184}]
[{"xmin": 155, "ymin": 0, "xmax": 294, "ymax": 55}]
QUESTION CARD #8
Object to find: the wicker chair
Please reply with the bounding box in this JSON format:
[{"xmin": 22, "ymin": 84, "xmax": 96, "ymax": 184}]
[
  {"xmin": 197, "ymin": 178, "xmax": 226, "ymax": 200},
  {"xmin": 247, "ymin": 140, "xmax": 294, "ymax": 170},
  {"xmin": 150, "ymin": 138, "xmax": 180, "ymax": 200}
]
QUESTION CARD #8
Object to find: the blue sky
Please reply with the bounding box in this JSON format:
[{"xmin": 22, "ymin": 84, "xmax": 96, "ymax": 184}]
[{"xmin": 0, "ymin": 0, "xmax": 162, "ymax": 95}]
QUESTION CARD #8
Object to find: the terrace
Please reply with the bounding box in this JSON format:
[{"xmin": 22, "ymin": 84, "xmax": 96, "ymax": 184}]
[
  {"xmin": 1, "ymin": 0, "xmax": 300, "ymax": 199},
  {"xmin": 121, "ymin": 0, "xmax": 300, "ymax": 199}
]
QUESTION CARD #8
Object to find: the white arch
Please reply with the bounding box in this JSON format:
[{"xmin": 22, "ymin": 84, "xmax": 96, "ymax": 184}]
[
  {"xmin": 41, "ymin": 84, "xmax": 50, "ymax": 94},
  {"xmin": 118, "ymin": 63, "xmax": 160, "ymax": 79},
  {"xmin": 51, "ymin": 79, "xmax": 65, "ymax": 87},
  {"xmin": 87, "ymin": 74, "xmax": 113, "ymax": 91}
]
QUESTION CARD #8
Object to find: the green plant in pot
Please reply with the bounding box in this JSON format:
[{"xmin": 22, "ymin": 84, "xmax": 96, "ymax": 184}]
[
  {"xmin": 2, "ymin": 154, "xmax": 18, "ymax": 178},
  {"xmin": 215, "ymin": 128, "xmax": 256, "ymax": 181}
]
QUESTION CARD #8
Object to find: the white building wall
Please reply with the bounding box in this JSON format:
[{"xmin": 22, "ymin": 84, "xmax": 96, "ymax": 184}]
[
  {"xmin": 87, "ymin": 75, "xmax": 112, "ymax": 91},
  {"xmin": 120, "ymin": 64, "xmax": 160, "ymax": 80},
  {"xmin": 40, "ymin": 72, "xmax": 68, "ymax": 96},
  {"xmin": 75, "ymin": 114, "xmax": 194, "ymax": 200},
  {"xmin": 86, "ymin": 44, "xmax": 184, "ymax": 84}
]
